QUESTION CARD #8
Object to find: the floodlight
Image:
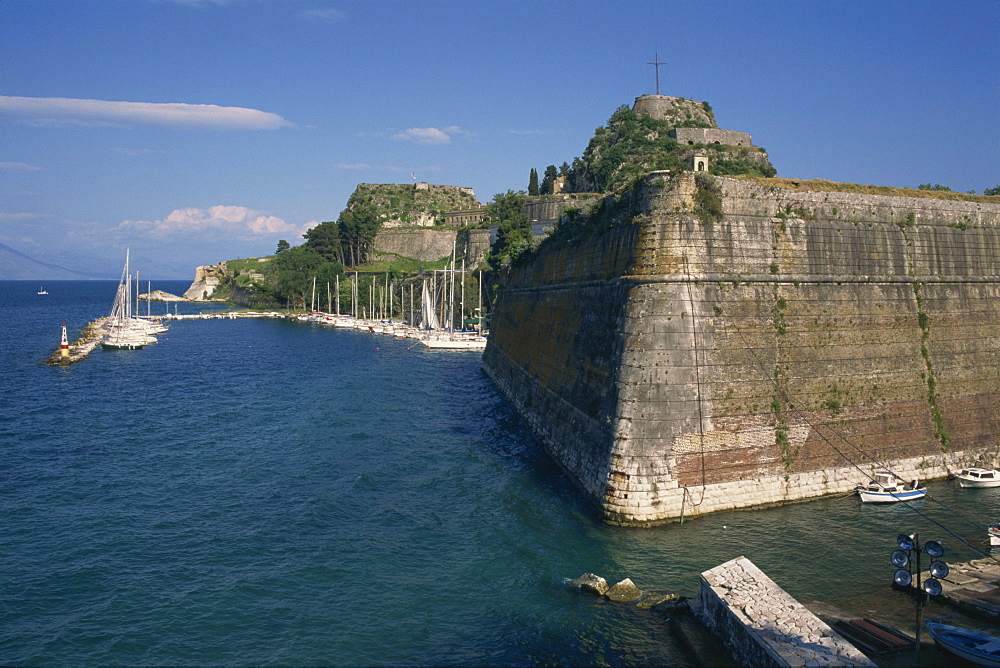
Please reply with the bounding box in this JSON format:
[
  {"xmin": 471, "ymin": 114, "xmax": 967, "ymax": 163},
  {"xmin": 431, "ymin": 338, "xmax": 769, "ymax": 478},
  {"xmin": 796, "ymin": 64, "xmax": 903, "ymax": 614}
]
[
  {"xmin": 923, "ymin": 578, "xmax": 943, "ymax": 596},
  {"xmin": 894, "ymin": 569, "xmax": 913, "ymax": 587},
  {"xmin": 897, "ymin": 534, "xmax": 916, "ymax": 551},
  {"xmin": 924, "ymin": 540, "xmax": 944, "ymax": 558},
  {"xmin": 929, "ymin": 560, "xmax": 949, "ymax": 579},
  {"xmin": 891, "ymin": 550, "xmax": 910, "ymax": 567}
]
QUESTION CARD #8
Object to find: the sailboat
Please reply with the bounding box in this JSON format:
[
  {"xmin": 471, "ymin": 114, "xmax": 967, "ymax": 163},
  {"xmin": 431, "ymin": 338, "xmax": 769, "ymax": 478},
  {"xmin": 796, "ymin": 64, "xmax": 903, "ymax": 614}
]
[
  {"xmin": 419, "ymin": 253, "xmax": 486, "ymax": 350},
  {"xmin": 37, "ymin": 286, "xmax": 48, "ymax": 295},
  {"xmin": 101, "ymin": 250, "xmax": 157, "ymax": 350}
]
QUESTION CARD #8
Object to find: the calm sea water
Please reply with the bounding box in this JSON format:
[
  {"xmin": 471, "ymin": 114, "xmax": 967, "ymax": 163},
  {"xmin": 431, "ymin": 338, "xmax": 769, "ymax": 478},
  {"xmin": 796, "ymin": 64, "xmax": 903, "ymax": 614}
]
[{"xmin": 2, "ymin": 280, "xmax": 998, "ymax": 665}]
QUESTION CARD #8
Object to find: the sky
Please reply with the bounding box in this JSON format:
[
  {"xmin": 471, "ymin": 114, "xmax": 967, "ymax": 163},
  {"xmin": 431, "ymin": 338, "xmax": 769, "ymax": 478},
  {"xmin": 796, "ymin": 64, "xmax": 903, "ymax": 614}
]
[{"xmin": 1, "ymin": 0, "xmax": 997, "ymax": 279}]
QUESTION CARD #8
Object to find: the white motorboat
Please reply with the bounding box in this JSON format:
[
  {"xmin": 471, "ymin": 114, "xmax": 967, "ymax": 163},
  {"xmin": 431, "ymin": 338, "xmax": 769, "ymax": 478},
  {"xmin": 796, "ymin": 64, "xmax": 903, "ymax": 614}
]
[
  {"xmin": 855, "ymin": 471, "xmax": 926, "ymax": 503},
  {"xmin": 927, "ymin": 621, "xmax": 1000, "ymax": 666},
  {"xmin": 423, "ymin": 335, "xmax": 487, "ymax": 350},
  {"xmin": 956, "ymin": 467, "xmax": 1000, "ymax": 488},
  {"xmin": 989, "ymin": 522, "xmax": 1000, "ymax": 547}
]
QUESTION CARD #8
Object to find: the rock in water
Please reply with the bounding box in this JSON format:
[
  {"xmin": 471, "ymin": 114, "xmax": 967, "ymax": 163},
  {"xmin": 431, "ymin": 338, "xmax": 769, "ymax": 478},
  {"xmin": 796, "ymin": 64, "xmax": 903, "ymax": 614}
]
[
  {"xmin": 571, "ymin": 573, "xmax": 609, "ymax": 596},
  {"xmin": 606, "ymin": 578, "xmax": 643, "ymax": 603}
]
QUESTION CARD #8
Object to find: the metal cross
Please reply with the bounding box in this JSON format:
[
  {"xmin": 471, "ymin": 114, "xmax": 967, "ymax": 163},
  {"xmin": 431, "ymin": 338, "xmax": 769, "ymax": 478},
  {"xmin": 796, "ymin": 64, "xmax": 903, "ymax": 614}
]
[{"xmin": 647, "ymin": 53, "xmax": 667, "ymax": 95}]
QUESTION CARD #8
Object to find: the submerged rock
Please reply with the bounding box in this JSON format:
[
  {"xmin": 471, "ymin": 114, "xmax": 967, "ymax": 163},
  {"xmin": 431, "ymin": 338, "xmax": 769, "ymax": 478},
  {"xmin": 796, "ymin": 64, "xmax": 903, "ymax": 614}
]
[
  {"xmin": 635, "ymin": 592, "xmax": 679, "ymax": 609},
  {"xmin": 571, "ymin": 573, "xmax": 609, "ymax": 596},
  {"xmin": 606, "ymin": 578, "xmax": 643, "ymax": 603}
]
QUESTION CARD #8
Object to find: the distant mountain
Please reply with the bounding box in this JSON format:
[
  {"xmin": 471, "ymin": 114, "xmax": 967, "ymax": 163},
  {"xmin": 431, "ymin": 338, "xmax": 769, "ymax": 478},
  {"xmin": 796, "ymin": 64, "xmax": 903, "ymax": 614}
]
[{"xmin": 0, "ymin": 242, "xmax": 107, "ymax": 280}]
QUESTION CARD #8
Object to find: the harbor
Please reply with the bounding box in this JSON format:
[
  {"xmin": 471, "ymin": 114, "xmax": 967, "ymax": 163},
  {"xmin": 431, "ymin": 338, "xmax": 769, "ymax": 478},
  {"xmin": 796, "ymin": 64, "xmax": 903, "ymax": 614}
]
[{"xmin": 15, "ymin": 282, "xmax": 1000, "ymax": 665}]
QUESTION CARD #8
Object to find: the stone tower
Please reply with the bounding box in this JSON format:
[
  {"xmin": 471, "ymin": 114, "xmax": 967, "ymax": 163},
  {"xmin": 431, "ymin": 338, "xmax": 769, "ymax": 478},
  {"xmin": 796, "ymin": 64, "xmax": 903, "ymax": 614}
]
[{"xmin": 632, "ymin": 94, "xmax": 717, "ymax": 128}]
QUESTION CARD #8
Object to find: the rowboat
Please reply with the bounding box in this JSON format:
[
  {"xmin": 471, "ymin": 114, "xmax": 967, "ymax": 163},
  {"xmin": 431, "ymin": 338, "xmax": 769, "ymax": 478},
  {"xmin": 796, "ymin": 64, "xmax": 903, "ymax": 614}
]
[
  {"xmin": 927, "ymin": 621, "xmax": 1000, "ymax": 666},
  {"xmin": 855, "ymin": 471, "xmax": 926, "ymax": 503}
]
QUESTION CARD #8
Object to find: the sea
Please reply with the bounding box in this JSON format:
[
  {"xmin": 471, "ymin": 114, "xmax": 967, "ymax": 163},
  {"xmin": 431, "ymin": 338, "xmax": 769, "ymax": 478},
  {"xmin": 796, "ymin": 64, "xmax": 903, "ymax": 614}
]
[{"xmin": 2, "ymin": 280, "xmax": 998, "ymax": 666}]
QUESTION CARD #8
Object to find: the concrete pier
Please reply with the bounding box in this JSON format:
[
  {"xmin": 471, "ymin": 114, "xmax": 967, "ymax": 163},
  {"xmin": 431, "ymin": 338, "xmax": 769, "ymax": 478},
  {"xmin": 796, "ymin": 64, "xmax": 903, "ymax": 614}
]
[
  {"xmin": 696, "ymin": 557, "xmax": 875, "ymax": 667},
  {"xmin": 942, "ymin": 556, "xmax": 1000, "ymax": 620}
]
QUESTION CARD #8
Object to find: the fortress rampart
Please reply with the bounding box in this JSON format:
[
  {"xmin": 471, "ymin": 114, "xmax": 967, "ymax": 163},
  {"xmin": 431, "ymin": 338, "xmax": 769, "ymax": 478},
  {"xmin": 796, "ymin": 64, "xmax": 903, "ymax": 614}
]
[{"xmin": 482, "ymin": 174, "xmax": 1000, "ymax": 524}]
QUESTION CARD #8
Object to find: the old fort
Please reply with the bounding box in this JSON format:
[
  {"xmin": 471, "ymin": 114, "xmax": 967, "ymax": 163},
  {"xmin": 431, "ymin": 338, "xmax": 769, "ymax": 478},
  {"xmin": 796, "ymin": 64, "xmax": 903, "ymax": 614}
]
[{"xmin": 481, "ymin": 91, "xmax": 1000, "ymax": 525}]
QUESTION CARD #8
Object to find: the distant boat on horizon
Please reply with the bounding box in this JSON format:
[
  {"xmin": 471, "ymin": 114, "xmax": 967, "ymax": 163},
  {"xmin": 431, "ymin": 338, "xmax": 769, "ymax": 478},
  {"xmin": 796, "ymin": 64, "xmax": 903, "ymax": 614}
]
[{"xmin": 37, "ymin": 286, "xmax": 48, "ymax": 295}]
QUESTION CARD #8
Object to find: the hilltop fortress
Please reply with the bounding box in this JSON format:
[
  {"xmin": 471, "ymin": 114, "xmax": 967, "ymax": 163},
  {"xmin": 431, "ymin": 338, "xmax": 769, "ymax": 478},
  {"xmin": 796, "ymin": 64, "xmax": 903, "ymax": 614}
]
[{"xmin": 482, "ymin": 94, "xmax": 1000, "ymax": 525}]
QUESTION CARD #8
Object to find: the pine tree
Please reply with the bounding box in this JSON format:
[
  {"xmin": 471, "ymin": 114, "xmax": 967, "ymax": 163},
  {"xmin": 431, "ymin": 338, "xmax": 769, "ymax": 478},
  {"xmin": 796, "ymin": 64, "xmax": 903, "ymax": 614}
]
[{"xmin": 528, "ymin": 168, "xmax": 539, "ymax": 196}]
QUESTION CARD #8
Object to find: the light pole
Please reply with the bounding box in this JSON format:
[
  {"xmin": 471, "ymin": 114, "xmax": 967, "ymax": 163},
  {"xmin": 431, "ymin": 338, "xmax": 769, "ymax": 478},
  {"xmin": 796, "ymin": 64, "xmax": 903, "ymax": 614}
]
[{"xmin": 890, "ymin": 533, "xmax": 948, "ymax": 664}]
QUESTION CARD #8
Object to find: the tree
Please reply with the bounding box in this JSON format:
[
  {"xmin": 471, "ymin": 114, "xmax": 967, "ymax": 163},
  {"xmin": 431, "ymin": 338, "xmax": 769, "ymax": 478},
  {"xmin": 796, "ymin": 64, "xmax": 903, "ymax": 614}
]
[
  {"xmin": 540, "ymin": 165, "xmax": 558, "ymax": 195},
  {"xmin": 528, "ymin": 168, "xmax": 539, "ymax": 196},
  {"xmin": 303, "ymin": 221, "xmax": 342, "ymax": 264},
  {"xmin": 275, "ymin": 239, "xmax": 290, "ymax": 254},
  {"xmin": 263, "ymin": 244, "xmax": 343, "ymax": 310},
  {"xmin": 336, "ymin": 203, "xmax": 381, "ymax": 267},
  {"xmin": 487, "ymin": 190, "xmax": 531, "ymax": 271},
  {"xmin": 918, "ymin": 183, "xmax": 953, "ymax": 192},
  {"xmin": 984, "ymin": 185, "xmax": 1000, "ymax": 197}
]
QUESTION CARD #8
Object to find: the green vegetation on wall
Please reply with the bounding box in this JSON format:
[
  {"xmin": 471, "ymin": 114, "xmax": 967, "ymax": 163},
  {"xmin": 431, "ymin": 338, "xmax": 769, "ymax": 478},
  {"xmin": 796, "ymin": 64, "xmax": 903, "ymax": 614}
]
[{"xmin": 559, "ymin": 105, "xmax": 776, "ymax": 194}]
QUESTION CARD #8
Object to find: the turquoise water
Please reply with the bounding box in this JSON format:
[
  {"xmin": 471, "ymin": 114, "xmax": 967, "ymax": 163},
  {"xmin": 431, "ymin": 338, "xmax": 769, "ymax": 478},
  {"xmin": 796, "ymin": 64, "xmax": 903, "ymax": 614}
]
[{"xmin": 2, "ymin": 281, "xmax": 998, "ymax": 665}]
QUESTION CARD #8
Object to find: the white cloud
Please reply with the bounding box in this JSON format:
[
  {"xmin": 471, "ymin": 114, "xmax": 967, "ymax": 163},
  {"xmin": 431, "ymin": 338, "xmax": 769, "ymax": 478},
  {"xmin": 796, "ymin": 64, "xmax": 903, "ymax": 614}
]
[
  {"xmin": 0, "ymin": 96, "xmax": 293, "ymax": 130},
  {"xmin": 0, "ymin": 161, "xmax": 44, "ymax": 171},
  {"xmin": 0, "ymin": 212, "xmax": 52, "ymax": 223},
  {"xmin": 390, "ymin": 126, "xmax": 470, "ymax": 145},
  {"xmin": 301, "ymin": 8, "xmax": 346, "ymax": 22},
  {"xmin": 119, "ymin": 205, "xmax": 299, "ymax": 239}
]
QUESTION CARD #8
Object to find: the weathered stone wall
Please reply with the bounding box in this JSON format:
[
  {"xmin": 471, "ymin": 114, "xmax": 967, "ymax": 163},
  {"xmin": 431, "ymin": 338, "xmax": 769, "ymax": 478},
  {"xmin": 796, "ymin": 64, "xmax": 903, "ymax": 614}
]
[
  {"xmin": 671, "ymin": 127, "xmax": 753, "ymax": 146},
  {"xmin": 482, "ymin": 173, "xmax": 1000, "ymax": 524},
  {"xmin": 632, "ymin": 94, "xmax": 716, "ymax": 127},
  {"xmin": 373, "ymin": 227, "xmax": 489, "ymax": 266}
]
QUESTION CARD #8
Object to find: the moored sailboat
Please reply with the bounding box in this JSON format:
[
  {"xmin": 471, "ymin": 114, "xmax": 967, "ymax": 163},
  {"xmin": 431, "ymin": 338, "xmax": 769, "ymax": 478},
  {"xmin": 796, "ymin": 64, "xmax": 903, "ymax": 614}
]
[{"xmin": 102, "ymin": 250, "xmax": 158, "ymax": 350}]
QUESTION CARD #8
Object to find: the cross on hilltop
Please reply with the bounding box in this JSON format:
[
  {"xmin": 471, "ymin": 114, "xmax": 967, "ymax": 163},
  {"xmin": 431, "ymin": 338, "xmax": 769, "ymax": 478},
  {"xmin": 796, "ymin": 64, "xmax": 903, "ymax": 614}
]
[{"xmin": 647, "ymin": 54, "xmax": 667, "ymax": 96}]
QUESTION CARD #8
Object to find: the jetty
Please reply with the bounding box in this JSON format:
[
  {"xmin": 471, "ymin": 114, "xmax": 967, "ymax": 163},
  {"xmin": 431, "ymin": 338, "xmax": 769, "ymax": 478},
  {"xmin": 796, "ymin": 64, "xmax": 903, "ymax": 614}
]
[
  {"xmin": 942, "ymin": 556, "xmax": 1000, "ymax": 620},
  {"xmin": 45, "ymin": 317, "xmax": 108, "ymax": 365}
]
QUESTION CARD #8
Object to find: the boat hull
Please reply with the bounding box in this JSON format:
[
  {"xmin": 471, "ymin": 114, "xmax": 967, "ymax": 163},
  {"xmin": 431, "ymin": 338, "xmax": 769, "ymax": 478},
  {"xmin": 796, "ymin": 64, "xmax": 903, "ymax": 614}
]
[
  {"xmin": 101, "ymin": 342, "xmax": 145, "ymax": 350},
  {"xmin": 959, "ymin": 478, "xmax": 1000, "ymax": 488},
  {"xmin": 858, "ymin": 489, "xmax": 926, "ymax": 503},
  {"xmin": 927, "ymin": 622, "xmax": 1000, "ymax": 667},
  {"xmin": 423, "ymin": 338, "xmax": 487, "ymax": 349}
]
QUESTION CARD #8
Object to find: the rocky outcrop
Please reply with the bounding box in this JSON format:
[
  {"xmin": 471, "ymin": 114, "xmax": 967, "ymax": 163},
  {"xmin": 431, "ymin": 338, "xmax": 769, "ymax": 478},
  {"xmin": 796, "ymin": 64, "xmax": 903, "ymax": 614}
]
[
  {"xmin": 183, "ymin": 264, "xmax": 226, "ymax": 301},
  {"xmin": 137, "ymin": 290, "xmax": 185, "ymax": 302}
]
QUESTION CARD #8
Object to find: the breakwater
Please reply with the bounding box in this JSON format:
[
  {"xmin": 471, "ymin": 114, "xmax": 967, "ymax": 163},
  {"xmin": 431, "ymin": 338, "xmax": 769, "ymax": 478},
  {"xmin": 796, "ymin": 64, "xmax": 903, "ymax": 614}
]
[
  {"xmin": 44, "ymin": 317, "xmax": 108, "ymax": 365},
  {"xmin": 483, "ymin": 172, "xmax": 1000, "ymax": 525}
]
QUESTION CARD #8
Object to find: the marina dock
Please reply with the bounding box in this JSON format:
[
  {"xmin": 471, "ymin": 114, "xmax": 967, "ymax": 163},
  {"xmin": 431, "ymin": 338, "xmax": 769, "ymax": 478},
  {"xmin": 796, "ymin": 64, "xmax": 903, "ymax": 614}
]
[{"xmin": 943, "ymin": 556, "xmax": 1000, "ymax": 620}]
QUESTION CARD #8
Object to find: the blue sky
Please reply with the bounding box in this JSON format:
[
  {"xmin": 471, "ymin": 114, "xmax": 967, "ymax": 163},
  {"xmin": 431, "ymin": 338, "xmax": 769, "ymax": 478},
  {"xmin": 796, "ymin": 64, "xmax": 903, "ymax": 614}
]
[{"xmin": 1, "ymin": 0, "xmax": 997, "ymax": 278}]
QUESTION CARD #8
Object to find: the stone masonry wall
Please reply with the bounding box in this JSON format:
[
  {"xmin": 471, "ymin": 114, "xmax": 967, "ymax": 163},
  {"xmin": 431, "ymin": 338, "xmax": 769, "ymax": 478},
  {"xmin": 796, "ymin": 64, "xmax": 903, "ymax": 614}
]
[
  {"xmin": 671, "ymin": 127, "xmax": 753, "ymax": 146},
  {"xmin": 483, "ymin": 173, "xmax": 1000, "ymax": 524},
  {"xmin": 373, "ymin": 228, "xmax": 490, "ymax": 266}
]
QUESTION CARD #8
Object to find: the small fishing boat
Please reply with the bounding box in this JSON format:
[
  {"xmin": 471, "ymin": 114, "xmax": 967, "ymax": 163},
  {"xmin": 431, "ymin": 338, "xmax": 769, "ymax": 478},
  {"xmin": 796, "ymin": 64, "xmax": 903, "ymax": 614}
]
[
  {"xmin": 956, "ymin": 467, "xmax": 1000, "ymax": 488},
  {"xmin": 989, "ymin": 522, "xmax": 1000, "ymax": 547},
  {"xmin": 927, "ymin": 621, "xmax": 1000, "ymax": 666},
  {"xmin": 37, "ymin": 286, "xmax": 48, "ymax": 295},
  {"xmin": 855, "ymin": 471, "xmax": 926, "ymax": 503}
]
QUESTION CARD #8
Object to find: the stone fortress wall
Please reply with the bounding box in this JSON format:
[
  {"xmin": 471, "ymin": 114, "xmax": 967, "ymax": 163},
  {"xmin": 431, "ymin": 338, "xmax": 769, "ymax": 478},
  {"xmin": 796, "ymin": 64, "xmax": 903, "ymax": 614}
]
[
  {"xmin": 482, "ymin": 173, "xmax": 1000, "ymax": 524},
  {"xmin": 670, "ymin": 127, "xmax": 753, "ymax": 147}
]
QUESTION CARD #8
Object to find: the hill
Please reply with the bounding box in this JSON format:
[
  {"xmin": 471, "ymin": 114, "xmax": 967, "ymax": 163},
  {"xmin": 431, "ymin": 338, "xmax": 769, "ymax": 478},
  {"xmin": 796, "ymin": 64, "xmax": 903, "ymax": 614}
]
[
  {"xmin": 0, "ymin": 242, "xmax": 105, "ymax": 280},
  {"xmin": 348, "ymin": 182, "xmax": 481, "ymax": 227}
]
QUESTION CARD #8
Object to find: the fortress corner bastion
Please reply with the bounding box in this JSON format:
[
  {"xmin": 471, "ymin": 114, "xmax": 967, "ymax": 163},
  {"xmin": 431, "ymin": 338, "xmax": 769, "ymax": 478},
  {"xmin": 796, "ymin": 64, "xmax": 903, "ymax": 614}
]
[{"xmin": 482, "ymin": 173, "xmax": 1000, "ymax": 525}]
